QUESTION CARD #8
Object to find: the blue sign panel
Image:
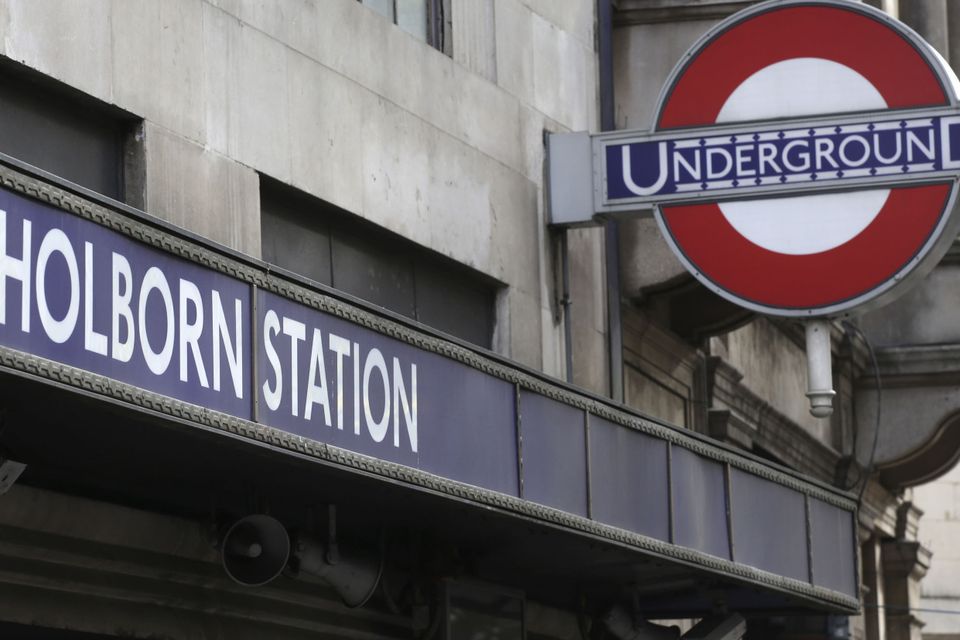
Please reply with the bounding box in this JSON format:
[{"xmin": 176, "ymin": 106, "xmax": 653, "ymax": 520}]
[
  {"xmin": 0, "ymin": 187, "xmax": 252, "ymax": 418},
  {"xmin": 602, "ymin": 111, "xmax": 960, "ymax": 205},
  {"xmin": 0, "ymin": 173, "xmax": 860, "ymax": 609},
  {"xmin": 256, "ymin": 289, "xmax": 519, "ymax": 495}
]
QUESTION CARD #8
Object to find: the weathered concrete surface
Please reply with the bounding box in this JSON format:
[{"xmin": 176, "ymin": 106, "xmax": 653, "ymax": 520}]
[
  {"xmin": 623, "ymin": 310, "xmax": 704, "ymax": 430},
  {"xmin": 531, "ymin": 10, "xmax": 596, "ymax": 134},
  {"xmin": 899, "ymin": 0, "xmax": 949, "ymax": 60},
  {"xmin": 864, "ymin": 0, "xmax": 900, "ymax": 19},
  {"xmin": 857, "ymin": 382, "xmax": 960, "ymax": 468},
  {"xmin": 854, "ymin": 344, "xmax": 960, "ymax": 480},
  {"xmin": 612, "ymin": 19, "xmax": 715, "ymax": 296},
  {"xmin": 285, "ymin": 48, "xmax": 366, "ymax": 216},
  {"xmin": 1, "ymin": 0, "xmax": 113, "ymax": 101},
  {"xmin": 949, "ymin": 1, "xmax": 960, "ymax": 73},
  {"xmin": 568, "ymin": 226, "xmax": 609, "ymax": 395},
  {"xmin": 626, "ymin": 363, "xmax": 688, "ymax": 428},
  {"xmin": 612, "ymin": 19, "xmax": 714, "ymax": 132},
  {"xmin": 494, "ymin": 0, "xmax": 535, "ymax": 112},
  {"xmin": 915, "ymin": 463, "xmax": 960, "ymax": 632},
  {"xmin": 882, "ymin": 532, "xmax": 931, "ymax": 640},
  {"xmin": 0, "ymin": 0, "xmax": 600, "ymax": 373},
  {"xmin": 202, "ymin": 4, "xmax": 292, "ymax": 184},
  {"xmin": 715, "ymin": 320, "xmax": 830, "ymax": 443},
  {"xmin": 859, "ymin": 264, "xmax": 960, "ymax": 347},
  {"xmin": 619, "ymin": 217, "xmax": 687, "ymax": 296},
  {"xmin": 143, "ymin": 122, "xmax": 261, "ymax": 257},
  {"xmin": 521, "ymin": 0, "xmax": 594, "ymax": 50},
  {"xmin": 454, "ymin": 0, "xmax": 497, "ymax": 82},
  {"xmin": 113, "ymin": 0, "xmax": 206, "ymax": 143},
  {"xmin": 854, "ymin": 262, "xmax": 960, "ymax": 486}
]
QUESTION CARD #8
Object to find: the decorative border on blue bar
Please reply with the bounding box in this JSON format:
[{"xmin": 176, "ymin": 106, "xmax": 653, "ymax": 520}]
[{"xmin": 0, "ymin": 159, "xmax": 860, "ymax": 612}]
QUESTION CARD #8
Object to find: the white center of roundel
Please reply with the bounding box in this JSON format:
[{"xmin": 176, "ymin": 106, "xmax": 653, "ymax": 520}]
[{"xmin": 716, "ymin": 58, "xmax": 892, "ymax": 255}]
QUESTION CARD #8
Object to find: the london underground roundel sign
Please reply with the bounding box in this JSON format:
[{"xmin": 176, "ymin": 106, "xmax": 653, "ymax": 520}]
[{"xmin": 600, "ymin": 0, "xmax": 960, "ymax": 317}]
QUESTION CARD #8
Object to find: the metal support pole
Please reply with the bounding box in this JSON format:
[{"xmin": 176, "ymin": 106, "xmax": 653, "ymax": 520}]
[
  {"xmin": 805, "ymin": 320, "xmax": 836, "ymax": 418},
  {"xmin": 598, "ymin": 0, "xmax": 624, "ymax": 402}
]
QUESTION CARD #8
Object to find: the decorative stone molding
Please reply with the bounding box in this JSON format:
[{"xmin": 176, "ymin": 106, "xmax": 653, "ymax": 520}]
[
  {"xmin": 614, "ymin": 0, "xmax": 756, "ymax": 25},
  {"xmin": 0, "ymin": 157, "xmax": 860, "ymax": 611},
  {"xmin": 882, "ymin": 539, "xmax": 932, "ymax": 640},
  {"xmin": 855, "ymin": 345, "xmax": 960, "ymax": 488},
  {"xmin": 708, "ymin": 355, "xmax": 840, "ymax": 484}
]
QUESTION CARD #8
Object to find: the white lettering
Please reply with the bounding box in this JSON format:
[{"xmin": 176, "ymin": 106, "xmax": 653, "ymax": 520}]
[
  {"xmin": 111, "ymin": 252, "xmax": 134, "ymax": 362},
  {"xmin": 873, "ymin": 131, "xmax": 902, "ymax": 164},
  {"xmin": 138, "ymin": 266, "xmax": 175, "ymax": 375},
  {"xmin": 782, "ymin": 140, "xmax": 811, "ymax": 172},
  {"xmin": 839, "ymin": 135, "xmax": 870, "ymax": 167},
  {"xmin": 907, "ymin": 129, "xmax": 936, "ymax": 162},
  {"xmin": 329, "ymin": 333, "xmax": 351, "ymax": 430},
  {"xmin": 36, "ymin": 228, "xmax": 79, "ymax": 344},
  {"xmin": 758, "ymin": 143, "xmax": 782, "ymax": 174},
  {"xmin": 363, "ymin": 347, "xmax": 390, "ymax": 443},
  {"xmin": 735, "ymin": 145, "xmax": 755, "ymax": 176},
  {"xmin": 262, "ymin": 310, "xmax": 283, "ymax": 411},
  {"xmin": 212, "ymin": 291, "xmax": 243, "ymax": 399},
  {"xmin": 815, "ymin": 138, "xmax": 839, "ymax": 170},
  {"xmin": 0, "ymin": 211, "xmax": 31, "ymax": 333},
  {"xmin": 282, "ymin": 317, "xmax": 306, "ymax": 417},
  {"xmin": 392, "ymin": 358, "xmax": 417, "ymax": 452},
  {"xmin": 706, "ymin": 147, "xmax": 733, "ymax": 179},
  {"xmin": 83, "ymin": 242, "xmax": 107, "ymax": 355},
  {"xmin": 304, "ymin": 328, "xmax": 332, "ymax": 425},
  {"xmin": 672, "ymin": 149, "xmax": 701, "ymax": 182},
  {"xmin": 621, "ymin": 143, "xmax": 668, "ymax": 196},
  {"xmin": 353, "ymin": 341, "xmax": 361, "ymax": 435},
  {"xmin": 178, "ymin": 278, "xmax": 209, "ymax": 387}
]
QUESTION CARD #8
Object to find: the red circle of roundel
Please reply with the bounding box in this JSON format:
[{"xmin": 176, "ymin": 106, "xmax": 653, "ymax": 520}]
[
  {"xmin": 654, "ymin": 2, "xmax": 954, "ymax": 313},
  {"xmin": 658, "ymin": 5, "xmax": 948, "ymax": 129}
]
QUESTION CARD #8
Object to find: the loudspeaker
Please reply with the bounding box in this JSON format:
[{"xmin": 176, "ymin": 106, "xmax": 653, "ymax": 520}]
[
  {"xmin": 290, "ymin": 532, "xmax": 383, "ymax": 608},
  {"xmin": 221, "ymin": 515, "xmax": 291, "ymax": 587}
]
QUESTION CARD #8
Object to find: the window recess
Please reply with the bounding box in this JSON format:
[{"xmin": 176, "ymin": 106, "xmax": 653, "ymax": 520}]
[
  {"xmin": 260, "ymin": 177, "xmax": 498, "ymax": 349},
  {"xmin": 359, "ymin": 0, "xmax": 451, "ymax": 55}
]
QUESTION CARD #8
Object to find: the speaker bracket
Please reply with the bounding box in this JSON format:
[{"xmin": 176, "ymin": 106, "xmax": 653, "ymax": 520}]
[{"xmin": 327, "ymin": 504, "xmax": 340, "ymax": 565}]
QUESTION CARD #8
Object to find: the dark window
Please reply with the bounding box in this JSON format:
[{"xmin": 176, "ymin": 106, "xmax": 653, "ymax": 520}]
[
  {"xmin": 0, "ymin": 61, "xmax": 139, "ymax": 203},
  {"xmin": 359, "ymin": 0, "xmax": 451, "ymax": 54},
  {"xmin": 261, "ymin": 178, "xmax": 498, "ymax": 348}
]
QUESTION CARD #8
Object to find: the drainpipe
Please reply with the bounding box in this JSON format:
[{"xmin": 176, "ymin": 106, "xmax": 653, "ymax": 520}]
[
  {"xmin": 560, "ymin": 231, "xmax": 574, "ymax": 383},
  {"xmin": 598, "ymin": 0, "xmax": 624, "ymax": 402}
]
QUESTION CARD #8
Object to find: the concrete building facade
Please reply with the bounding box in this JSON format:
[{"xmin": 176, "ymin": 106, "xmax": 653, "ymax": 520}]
[
  {"xmin": 0, "ymin": 1, "xmax": 955, "ymax": 639},
  {"xmin": 914, "ymin": 463, "xmax": 960, "ymax": 640}
]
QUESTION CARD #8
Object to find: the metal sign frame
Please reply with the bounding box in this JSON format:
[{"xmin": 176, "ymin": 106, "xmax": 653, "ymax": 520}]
[
  {"xmin": 0, "ymin": 152, "xmax": 860, "ymax": 613},
  {"xmin": 594, "ymin": 108, "xmax": 960, "ymax": 212}
]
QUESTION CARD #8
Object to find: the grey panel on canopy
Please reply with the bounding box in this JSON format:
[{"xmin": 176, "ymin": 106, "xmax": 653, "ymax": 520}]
[
  {"xmin": 519, "ymin": 391, "xmax": 588, "ymax": 517},
  {"xmin": 731, "ymin": 468, "xmax": 808, "ymax": 582},
  {"xmin": 672, "ymin": 447, "xmax": 730, "ymax": 559},
  {"xmin": 589, "ymin": 414, "xmax": 669, "ymax": 540}
]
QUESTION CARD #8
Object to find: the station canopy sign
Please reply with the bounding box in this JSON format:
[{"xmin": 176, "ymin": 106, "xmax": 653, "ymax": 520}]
[
  {"xmin": 0, "ymin": 160, "xmax": 858, "ymax": 613},
  {"xmin": 550, "ymin": 0, "xmax": 960, "ymax": 317},
  {"xmin": 0, "ymin": 0, "xmax": 876, "ymax": 614}
]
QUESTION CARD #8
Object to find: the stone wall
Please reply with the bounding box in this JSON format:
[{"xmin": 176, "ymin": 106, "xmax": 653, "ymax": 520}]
[
  {"xmin": 914, "ymin": 464, "xmax": 960, "ymax": 639},
  {"xmin": 0, "ymin": 0, "xmax": 609, "ymax": 391}
]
